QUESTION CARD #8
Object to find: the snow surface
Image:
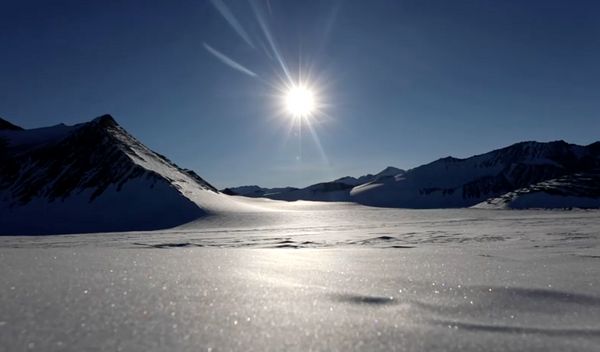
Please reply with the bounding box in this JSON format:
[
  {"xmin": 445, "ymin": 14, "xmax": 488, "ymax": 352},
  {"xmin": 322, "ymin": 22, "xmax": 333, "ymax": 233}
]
[{"xmin": 1, "ymin": 204, "xmax": 600, "ymax": 351}]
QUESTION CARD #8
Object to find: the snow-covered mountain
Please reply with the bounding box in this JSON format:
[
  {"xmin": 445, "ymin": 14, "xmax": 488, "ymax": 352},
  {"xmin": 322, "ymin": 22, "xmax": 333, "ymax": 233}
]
[
  {"xmin": 0, "ymin": 115, "xmax": 255, "ymax": 235},
  {"xmin": 351, "ymin": 141, "xmax": 600, "ymax": 208},
  {"xmin": 225, "ymin": 141, "xmax": 600, "ymax": 208}
]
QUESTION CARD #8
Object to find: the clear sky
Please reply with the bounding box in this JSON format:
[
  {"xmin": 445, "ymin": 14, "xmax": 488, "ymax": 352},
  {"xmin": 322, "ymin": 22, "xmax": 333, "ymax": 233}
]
[{"xmin": 1, "ymin": 0, "xmax": 599, "ymax": 188}]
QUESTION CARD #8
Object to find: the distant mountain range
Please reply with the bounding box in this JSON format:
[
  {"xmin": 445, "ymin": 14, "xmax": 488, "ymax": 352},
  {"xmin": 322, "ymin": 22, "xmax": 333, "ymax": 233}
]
[
  {"xmin": 224, "ymin": 141, "xmax": 600, "ymax": 208},
  {"xmin": 222, "ymin": 166, "xmax": 405, "ymax": 202},
  {"xmin": 1, "ymin": 114, "xmax": 598, "ymax": 235}
]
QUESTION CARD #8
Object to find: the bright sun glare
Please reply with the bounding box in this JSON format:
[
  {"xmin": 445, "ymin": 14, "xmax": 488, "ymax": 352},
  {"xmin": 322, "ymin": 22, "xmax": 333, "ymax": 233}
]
[{"xmin": 285, "ymin": 85, "xmax": 315, "ymax": 118}]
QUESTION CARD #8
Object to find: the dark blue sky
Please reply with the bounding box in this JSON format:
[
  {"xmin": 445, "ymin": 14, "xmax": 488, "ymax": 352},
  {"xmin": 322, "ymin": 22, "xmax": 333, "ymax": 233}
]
[{"xmin": 2, "ymin": 0, "xmax": 599, "ymax": 188}]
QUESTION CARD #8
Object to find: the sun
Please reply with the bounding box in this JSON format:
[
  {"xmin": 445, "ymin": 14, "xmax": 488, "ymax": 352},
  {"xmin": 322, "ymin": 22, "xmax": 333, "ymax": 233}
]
[{"xmin": 285, "ymin": 85, "xmax": 315, "ymax": 118}]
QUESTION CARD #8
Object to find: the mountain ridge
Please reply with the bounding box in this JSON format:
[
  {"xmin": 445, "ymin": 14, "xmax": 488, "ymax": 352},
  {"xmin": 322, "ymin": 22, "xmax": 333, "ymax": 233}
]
[
  {"xmin": 222, "ymin": 166, "xmax": 406, "ymax": 201},
  {"xmin": 0, "ymin": 117, "xmax": 24, "ymax": 131},
  {"xmin": 224, "ymin": 140, "xmax": 600, "ymax": 208}
]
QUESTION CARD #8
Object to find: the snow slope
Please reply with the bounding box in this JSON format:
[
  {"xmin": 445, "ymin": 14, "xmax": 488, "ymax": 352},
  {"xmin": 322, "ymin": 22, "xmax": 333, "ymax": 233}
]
[
  {"xmin": 0, "ymin": 115, "xmax": 261, "ymax": 235},
  {"xmin": 475, "ymin": 171, "xmax": 600, "ymax": 209}
]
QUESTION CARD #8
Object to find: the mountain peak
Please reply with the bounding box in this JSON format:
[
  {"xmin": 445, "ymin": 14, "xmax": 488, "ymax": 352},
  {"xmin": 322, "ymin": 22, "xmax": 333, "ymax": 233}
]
[
  {"xmin": 90, "ymin": 114, "xmax": 118, "ymax": 128},
  {"xmin": 0, "ymin": 117, "xmax": 25, "ymax": 131},
  {"xmin": 377, "ymin": 166, "xmax": 404, "ymax": 176}
]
